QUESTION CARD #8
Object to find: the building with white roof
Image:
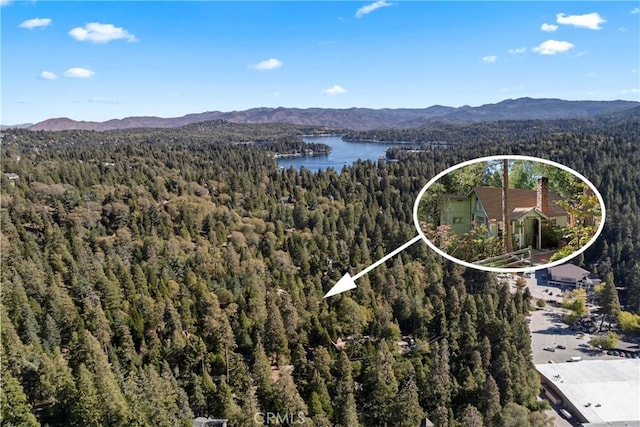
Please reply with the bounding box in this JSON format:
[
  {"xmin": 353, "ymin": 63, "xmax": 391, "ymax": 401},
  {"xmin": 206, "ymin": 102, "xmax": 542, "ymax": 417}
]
[{"xmin": 536, "ymin": 359, "xmax": 640, "ymax": 426}]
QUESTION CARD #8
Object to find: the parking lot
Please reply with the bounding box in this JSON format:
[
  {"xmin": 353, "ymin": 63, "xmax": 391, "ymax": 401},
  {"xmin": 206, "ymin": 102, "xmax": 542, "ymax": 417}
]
[
  {"xmin": 506, "ymin": 271, "xmax": 627, "ymax": 364},
  {"xmin": 500, "ymin": 270, "xmax": 634, "ymax": 427}
]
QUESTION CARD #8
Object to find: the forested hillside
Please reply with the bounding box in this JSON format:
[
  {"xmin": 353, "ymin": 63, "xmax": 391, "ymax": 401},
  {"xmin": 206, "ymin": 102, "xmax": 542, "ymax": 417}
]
[{"xmin": 1, "ymin": 116, "xmax": 637, "ymax": 426}]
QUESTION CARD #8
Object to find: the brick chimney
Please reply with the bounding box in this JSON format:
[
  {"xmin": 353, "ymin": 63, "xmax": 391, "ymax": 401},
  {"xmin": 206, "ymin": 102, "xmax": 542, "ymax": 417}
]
[{"xmin": 537, "ymin": 177, "xmax": 549, "ymax": 215}]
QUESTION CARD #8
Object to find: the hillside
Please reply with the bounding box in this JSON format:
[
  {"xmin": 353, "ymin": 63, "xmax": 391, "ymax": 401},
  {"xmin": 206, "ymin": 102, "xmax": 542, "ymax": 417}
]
[
  {"xmin": 21, "ymin": 98, "xmax": 639, "ymax": 132},
  {"xmin": 2, "ymin": 116, "xmax": 639, "ymax": 426}
]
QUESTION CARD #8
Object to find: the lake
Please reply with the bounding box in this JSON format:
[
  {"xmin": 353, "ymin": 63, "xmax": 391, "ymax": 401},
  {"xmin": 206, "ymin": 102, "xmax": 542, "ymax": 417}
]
[{"xmin": 276, "ymin": 136, "xmax": 404, "ymax": 172}]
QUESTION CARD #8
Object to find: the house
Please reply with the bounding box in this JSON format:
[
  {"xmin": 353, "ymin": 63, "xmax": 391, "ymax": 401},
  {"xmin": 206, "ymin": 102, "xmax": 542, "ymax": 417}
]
[
  {"xmin": 547, "ymin": 264, "xmax": 600, "ymax": 290},
  {"xmin": 192, "ymin": 417, "xmax": 228, "ymax": 427},
  {"xmin": 4, "ymin": 173, "xmax": 19, "ymax": 186},
  {"xmin": 440, "ymin": 177, "xmax": 569, "ymax": 250}
]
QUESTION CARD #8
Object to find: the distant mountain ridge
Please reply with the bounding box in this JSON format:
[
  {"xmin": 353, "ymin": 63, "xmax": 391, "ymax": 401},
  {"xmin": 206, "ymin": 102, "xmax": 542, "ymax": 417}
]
[{"xmin": 17, "ymin": 98, "xmax": 640, "ymax": 132}]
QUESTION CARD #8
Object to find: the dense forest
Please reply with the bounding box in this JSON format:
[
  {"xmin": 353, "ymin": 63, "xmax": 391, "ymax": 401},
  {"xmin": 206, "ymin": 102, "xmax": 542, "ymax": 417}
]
[{"xmin": 1, "ymin": 115, "xmax": 638, "ymax": 426}]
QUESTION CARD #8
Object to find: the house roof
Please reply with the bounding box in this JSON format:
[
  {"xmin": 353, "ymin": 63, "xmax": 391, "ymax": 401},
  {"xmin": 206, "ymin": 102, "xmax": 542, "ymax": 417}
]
[
  {"xmin": 510, "ymin": 207, "xmax": 548, "ymax": 222},
  {"xmin": 548, "ymin": 264, "xmax": 590, "ymax": 280},
  {"xmin": 472, "ymin": 186, "xmax": 568, "ymax": 221}
]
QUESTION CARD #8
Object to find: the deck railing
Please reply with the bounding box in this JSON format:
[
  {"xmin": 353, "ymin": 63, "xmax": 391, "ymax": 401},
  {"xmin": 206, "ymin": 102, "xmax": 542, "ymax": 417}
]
[{"xmin": 474, "ymin": 246, "xmax": 533, "ymax": 268}]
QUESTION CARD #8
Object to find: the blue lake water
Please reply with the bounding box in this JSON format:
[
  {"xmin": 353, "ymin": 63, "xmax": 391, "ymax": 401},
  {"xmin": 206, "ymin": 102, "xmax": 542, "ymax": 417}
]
[{"xmin": 276, "ymin": 136, "xmax": 404, "ymax": 172}]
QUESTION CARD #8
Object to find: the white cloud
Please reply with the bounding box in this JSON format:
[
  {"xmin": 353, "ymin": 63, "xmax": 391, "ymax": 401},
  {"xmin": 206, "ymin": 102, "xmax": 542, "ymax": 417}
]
[
  {"xmin": 619, "ymin": 27, "xmax": 628, "ymax": 32},
  {"xmin": 533, "ymin": 40, "xmax": 575, "ymax": 55},
  {"xmin": 556, "ymin": 12, "xmax": 605, "ymax": 30},
  {"xmin": 1, "ymin": 0, "xmax": 12, "ymax": 7},
  {"xmin": 355, "ymin": 1, "xmax": 392, "ymax": 18},
  {"xmin": 587, "ymin": 72, "xmax": 596, "ymax": 77},
  {"xmin": 19, "ymin": 18, "xmax": 52, "ymax": 29},
  {"xmin": 250, "ymin": 58, "xmax": 283, "ymax": 71},
  {"xmin": 632, "ymin": 69, "xmax": 638, "ymax": 74},
  {"xmin": 541, "ymin": 23, "xmax": 558, "ymax": 32},
  {"xmin": 40, "ymin": 71, "xmax": 57, "ymax": 80},
  {"xmin": 323, "ymin": 85, "xmax": 347, "ymax": 95},
  {"xmin": 69, "ymin": 22, "xmax": 137, "ymax": 43},
  {"xmin": 64, "ymin": 67, "xmax": 95, "ymax": 78},
  {"xmin": 482, "ymin": 55, "xmax": 497, "ymax": 63},
  {"xmin": 631, "ymin": 7, "xmax": 639, "ymax": 14},
  {"xmin": 620, "ymin": 88, "xmax": 639, "ymax": 94},
  {"xmin": 508, "ymin": 47, "xmax": 527, "ymax": 54}
]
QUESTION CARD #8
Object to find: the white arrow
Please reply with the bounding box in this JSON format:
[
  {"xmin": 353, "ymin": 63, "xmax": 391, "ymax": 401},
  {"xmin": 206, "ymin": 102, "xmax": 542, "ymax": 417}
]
[{"xmin": 323, "ymin": 235, "xmax": 423, "ymax": 298}]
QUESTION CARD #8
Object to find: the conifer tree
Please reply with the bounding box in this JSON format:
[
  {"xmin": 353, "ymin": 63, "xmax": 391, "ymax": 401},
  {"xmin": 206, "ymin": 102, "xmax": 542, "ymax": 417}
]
[
  {"xmin": 334, "ymin": 351, "xmax": 359, "ymax": 427},
  {"xmin": 361, "ymin": 340, "xmax": 398, "ymax": 426}
]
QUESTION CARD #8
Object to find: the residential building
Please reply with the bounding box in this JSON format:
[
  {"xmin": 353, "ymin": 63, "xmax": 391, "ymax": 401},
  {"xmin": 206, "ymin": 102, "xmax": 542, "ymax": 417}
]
[
  {"xmin": 440, "ymin": 177, "xmax": 569, "ymax": 250},
  {"xmin": 192, "ymin": 417, "xmax": 228, "ymax": 427}
]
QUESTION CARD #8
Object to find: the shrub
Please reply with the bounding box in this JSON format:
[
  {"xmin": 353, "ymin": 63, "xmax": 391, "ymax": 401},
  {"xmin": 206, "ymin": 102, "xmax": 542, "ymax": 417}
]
[{"xmin": 589, "ymin": 331, "xmax": 620, "ymax": 350}]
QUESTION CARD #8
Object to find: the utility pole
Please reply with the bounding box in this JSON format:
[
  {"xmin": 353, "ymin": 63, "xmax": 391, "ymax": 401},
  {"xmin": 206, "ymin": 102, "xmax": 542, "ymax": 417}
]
[{"xmin": 502, "ymin": 159, "xmax": 513, "ymax": 253}]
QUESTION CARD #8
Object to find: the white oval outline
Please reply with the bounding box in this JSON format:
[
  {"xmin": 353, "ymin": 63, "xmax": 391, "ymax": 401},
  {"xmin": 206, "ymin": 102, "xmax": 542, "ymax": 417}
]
[{"xmin": 412, "ymin": 155, "xmax": 607, "ymax": 273}]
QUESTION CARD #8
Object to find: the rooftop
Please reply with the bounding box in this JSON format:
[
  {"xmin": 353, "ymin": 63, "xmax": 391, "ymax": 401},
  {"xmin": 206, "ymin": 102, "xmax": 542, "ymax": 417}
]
[
  {"xmin": 510, "ymin": 206, "xmax": 547, "ymax": 222},
  {"xmin": 472, "ymin": 186, "xmax": 567, "ymax": 220},
  {"xmin": 536, "ymin": 359, "xmax": 640, "ymax": 425},
  {"xmin": 548, "ymin": 263, "xmax": 590, "ymax": 280}
]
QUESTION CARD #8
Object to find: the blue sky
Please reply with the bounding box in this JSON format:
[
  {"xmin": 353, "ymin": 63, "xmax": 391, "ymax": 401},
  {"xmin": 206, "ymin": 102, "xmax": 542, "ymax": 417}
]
[{"xmin": 2, "ymin": 1, "xmax": 639, "ymax": 124}]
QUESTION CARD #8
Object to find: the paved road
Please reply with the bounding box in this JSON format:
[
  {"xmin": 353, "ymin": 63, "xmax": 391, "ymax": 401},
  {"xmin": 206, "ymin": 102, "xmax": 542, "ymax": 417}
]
[
  {"xmin": 501, "ymin": 272, "xmax": 623, "ymax": 426},
  {"xmin": 515, "ymin": 272, "xmax": 622, "ymax": 364}
]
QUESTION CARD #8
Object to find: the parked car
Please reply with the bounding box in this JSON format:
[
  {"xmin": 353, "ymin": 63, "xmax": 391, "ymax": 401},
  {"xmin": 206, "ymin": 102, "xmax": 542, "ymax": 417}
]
[
  {"xmin": 559, "ymin": 409, "xmax": 572, "ymax": 419},
  {"xmin": 556, "ymin": 345, "xmax": 566, "ymax": 350},
  {"xmin": 543, "ymin": 346, "xmax": 556, "ymax": 352}
]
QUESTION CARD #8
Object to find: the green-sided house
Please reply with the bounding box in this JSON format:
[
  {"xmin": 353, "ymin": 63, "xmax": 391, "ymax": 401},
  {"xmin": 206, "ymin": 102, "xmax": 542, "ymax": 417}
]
[{"xmin": 440, "ymin": 177, "xmax": 569, "ymax": 250}]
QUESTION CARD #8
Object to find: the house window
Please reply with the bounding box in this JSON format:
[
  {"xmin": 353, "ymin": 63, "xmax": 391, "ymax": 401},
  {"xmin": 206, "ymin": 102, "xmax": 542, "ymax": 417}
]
[{"xmin": 453, "ymin": 217, "xmax": 462, "ymax": 224}]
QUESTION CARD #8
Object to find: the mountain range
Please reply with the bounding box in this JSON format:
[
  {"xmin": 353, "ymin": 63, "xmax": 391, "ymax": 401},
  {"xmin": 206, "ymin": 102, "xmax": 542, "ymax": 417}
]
[{"xmin": 8, "ymin": 98, "xmax": 640, "ymax": 132}]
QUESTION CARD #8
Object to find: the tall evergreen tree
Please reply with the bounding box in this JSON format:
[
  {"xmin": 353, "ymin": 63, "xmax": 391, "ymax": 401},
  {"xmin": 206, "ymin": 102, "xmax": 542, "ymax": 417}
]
[
  {"xmin": 626, "ymin": 263, "xmax": 640, "ymax": 314},
  {"xmin": 333, "ymin": 351, "xmax": 359, "ymax": 427},
  {"xmin": 393, "ymin": 374, "xmax": 424, "ymax": 427},
  {"xmin": 595, "ymin": 272, "xmax": 622, "ymax": 331},
  {"xmin": 361, "ymin": 340, "xmax": 398, "ymax": 426}
]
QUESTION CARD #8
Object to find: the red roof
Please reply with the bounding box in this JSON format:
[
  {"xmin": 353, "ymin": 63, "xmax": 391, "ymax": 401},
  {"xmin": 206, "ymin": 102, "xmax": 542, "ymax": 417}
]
[{"xmin": 472, "ymin": 186, "xmax": 568, "ymax": 221}]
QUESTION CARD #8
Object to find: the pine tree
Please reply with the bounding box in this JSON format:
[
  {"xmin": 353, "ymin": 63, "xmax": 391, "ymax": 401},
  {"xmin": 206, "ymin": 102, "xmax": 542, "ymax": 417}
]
[
  {"xmin": 252, "ymin": 339, "xmax": 274, "ymax": 409},
  {"xmin": 231, "ymin": 380, "xmax": 262, "ymax": 427},
  {"xmin": 334, "ymin": 351, "xmax": 359, "ymax": 427},
  {"xmin": 308, "ymin": 370, "xmax": 333, "ymax": 418},
  {"xmin": 493, "ymin": 349, "xmax": 514, "ymax": 404},
  {"xmin": 626, "ymin": 263, "xmax": 640, "ymax": 314},
  {"xmin": 72, "ymin": 364, "xmax": 102, "ymax": 427},
  {"xmin": 458, "ymin": 404, "xmax": 484, "ymax": 427},
  {"xmin": 1, "ymin": 367, "xmax": 39, "ymax": 427},
  {"xmin": 482, "ymin": 373, "xmax": 501, "ymax": 425},
  {"xmin": 595, "ymin": 272, "xmax": 622, "ymax": 331},
  {"xmin": 393, "ymin": 375, "xmax": 424, "ymax": 427},
  {"xmin": 498, "ymin": 402, "xmax": 531, "ymax": 427},
  {"xmin": 272, "ymin": 366, "xmax": 308, "ymax": 418},
  {"xmin": 264, "ymin": 294, "xmax": 290, "ymax": 365},
  {"xmin": 430, "ymin": 339, "xmax": 452, "ymax": 410},
  {"xmin": 361, "ymin": 340, "xmax": 398, "ymax": 426}
]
